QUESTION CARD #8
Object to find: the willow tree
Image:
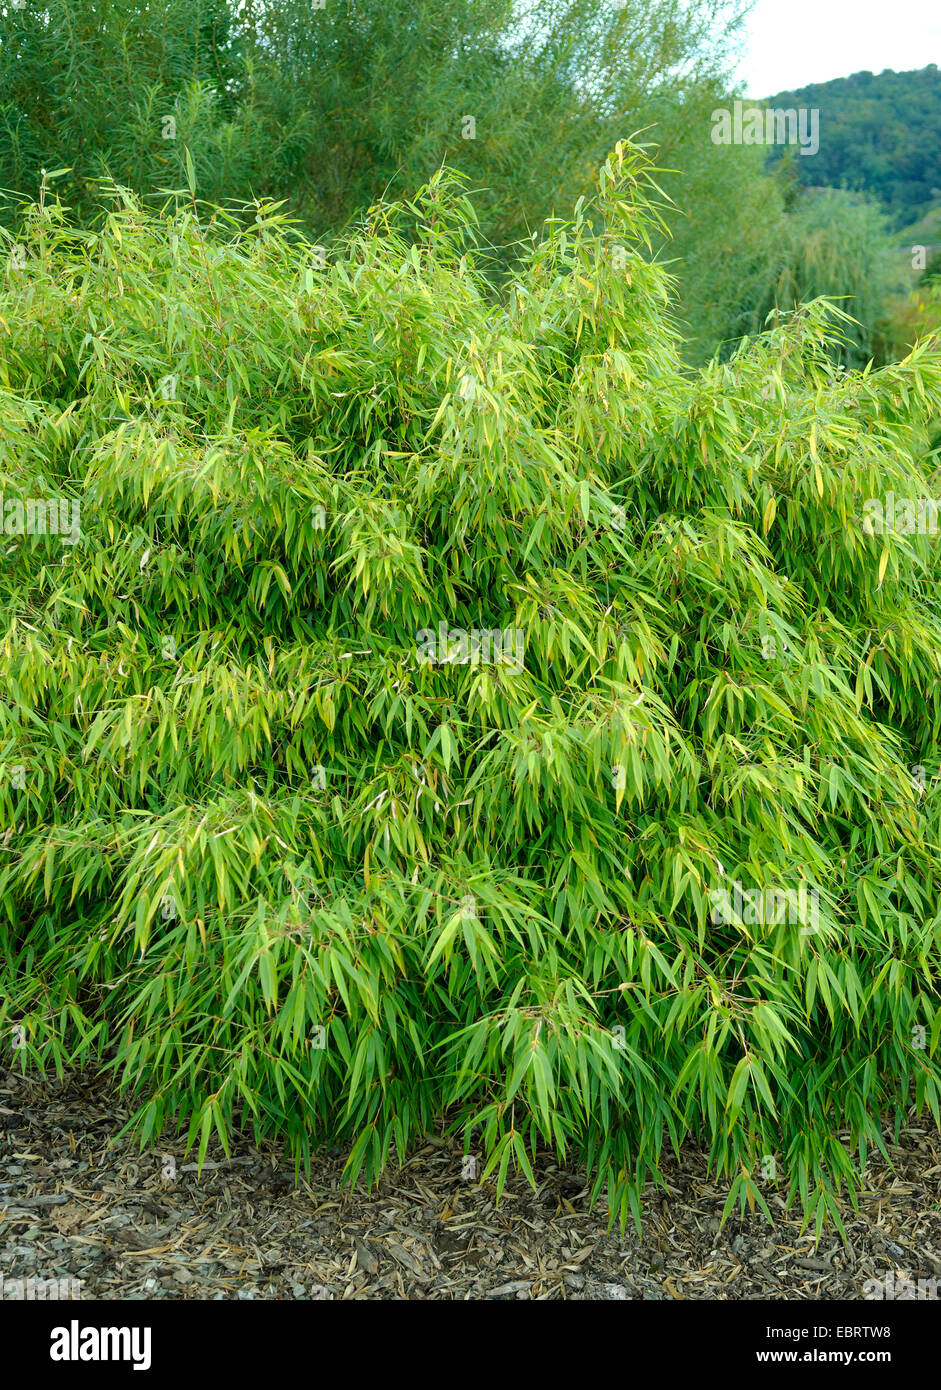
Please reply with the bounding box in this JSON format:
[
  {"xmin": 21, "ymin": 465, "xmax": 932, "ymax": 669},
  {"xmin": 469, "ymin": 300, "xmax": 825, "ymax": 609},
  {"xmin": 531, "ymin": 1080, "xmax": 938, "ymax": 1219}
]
[
  {"xmin": 0, "ymin": 0, "xmax": 746, "ymax": 255},
  {"xmin": 1, "ymin": 144, "xmax": 940, "ymax": 1232}
]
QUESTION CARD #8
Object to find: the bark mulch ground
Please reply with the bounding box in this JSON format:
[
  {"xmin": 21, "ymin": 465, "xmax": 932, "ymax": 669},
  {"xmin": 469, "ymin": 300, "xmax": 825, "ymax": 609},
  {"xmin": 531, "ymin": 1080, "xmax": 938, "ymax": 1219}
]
[{"xmin": 2, "ymin": 1067, "xmax": 939, "ymax": 1301}]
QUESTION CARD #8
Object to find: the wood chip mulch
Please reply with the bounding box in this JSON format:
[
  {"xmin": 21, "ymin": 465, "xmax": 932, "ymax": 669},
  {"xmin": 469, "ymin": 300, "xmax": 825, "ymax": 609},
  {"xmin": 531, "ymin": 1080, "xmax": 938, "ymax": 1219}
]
[{"xmin": 2, "ymin": 1068, "xmax": 940, "ymax": 1300}]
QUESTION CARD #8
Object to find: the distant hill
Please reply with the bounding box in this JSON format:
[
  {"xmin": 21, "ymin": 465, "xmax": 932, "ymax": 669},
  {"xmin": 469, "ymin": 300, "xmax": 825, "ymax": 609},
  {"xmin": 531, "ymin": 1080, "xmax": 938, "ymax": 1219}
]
[{"xmin": 763, "ymin": 66, "xmax": 941, "ymax": 227}]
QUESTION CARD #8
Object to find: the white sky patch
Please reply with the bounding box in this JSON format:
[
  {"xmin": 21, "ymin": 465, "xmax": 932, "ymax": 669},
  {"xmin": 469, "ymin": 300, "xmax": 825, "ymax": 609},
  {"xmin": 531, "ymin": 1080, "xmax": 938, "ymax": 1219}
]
[{"xmin": 736, "ymin": 0, "xmax": 940, "ymax": 97}]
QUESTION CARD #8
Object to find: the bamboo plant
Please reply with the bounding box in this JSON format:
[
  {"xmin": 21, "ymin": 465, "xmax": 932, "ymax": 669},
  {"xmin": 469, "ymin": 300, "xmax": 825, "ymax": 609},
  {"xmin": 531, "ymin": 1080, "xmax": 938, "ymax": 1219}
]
[{"xmin": 1, "ymin": 144, "xmax": 940, "ymax": 1234}]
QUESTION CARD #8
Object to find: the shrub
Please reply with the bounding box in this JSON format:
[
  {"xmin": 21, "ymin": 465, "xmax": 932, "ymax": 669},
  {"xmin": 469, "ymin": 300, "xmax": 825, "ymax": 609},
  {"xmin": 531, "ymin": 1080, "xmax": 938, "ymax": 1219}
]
[{"xmin": 2, "ymin": 145, "xmax": 941, "ymax": 1233}]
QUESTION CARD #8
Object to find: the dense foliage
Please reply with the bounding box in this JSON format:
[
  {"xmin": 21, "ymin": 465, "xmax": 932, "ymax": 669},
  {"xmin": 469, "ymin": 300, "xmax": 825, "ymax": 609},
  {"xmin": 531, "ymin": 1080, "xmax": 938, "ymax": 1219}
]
[
  {"xmin": 0, "ymin": 2, "xmax": 913, "ymax": 367},
  {"xmin": 765, "ymin": 65, "xmax": 941, "ymax": 227},
  {"xmin": 0, "ymin": 0, "xmax": 743, "ymax": 253},
  {"xmin": 742, "ymin": 190, "xmax": 905, "ymax": 371},
  {"xmin": 2, "ymin": 146, "xmax": 940, "ymax": 1231},
  {"xmin": 662, "ymin": 151, "xmax": 904, "ymax": 369}
]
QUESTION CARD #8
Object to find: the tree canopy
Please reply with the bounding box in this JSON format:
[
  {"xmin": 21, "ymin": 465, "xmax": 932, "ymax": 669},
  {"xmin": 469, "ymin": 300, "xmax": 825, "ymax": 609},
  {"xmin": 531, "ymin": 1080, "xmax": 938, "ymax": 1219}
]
[{"xmin": 764, "ymin": 65, "xmax": 941, "ymax": 228}]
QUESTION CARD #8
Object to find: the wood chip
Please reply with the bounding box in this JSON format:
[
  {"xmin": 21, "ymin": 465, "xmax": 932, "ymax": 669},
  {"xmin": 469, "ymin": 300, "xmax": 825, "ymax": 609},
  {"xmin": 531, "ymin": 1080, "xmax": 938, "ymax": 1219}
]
[{"xmin": 1, "ymin": 1066, "xmax": 939, "ymax": 1301}]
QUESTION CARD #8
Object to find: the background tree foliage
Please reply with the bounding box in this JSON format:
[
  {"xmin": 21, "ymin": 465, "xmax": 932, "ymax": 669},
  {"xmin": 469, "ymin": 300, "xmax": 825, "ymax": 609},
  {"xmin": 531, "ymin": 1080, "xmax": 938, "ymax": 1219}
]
[
  {"xmin": 743, "ymin": 189, "xmax": 905, "ymax": 370},
  {"xmin": 0, "ymin": 1, "xmax": 912, "ymax": 367},
  {"xmin": 0, "ymin": 0, "xmax": 744, "ymax": 246},
  {"xmin": 1, "ymin": 145, "xmax": 940, "ymax": 1231}
]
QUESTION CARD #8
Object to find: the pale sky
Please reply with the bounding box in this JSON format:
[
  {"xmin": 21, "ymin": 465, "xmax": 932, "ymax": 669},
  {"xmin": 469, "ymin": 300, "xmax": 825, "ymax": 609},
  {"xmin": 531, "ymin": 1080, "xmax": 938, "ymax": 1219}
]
[{"xmin": 736, "ymin": 0, "xmax": 941, "ymax": 96}]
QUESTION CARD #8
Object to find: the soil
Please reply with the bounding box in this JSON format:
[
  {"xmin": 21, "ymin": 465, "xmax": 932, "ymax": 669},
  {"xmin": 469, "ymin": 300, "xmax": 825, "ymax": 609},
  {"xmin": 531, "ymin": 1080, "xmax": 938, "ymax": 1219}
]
[{"xmin": 2, "ymin": 1068, "xmax": 939, "ymax": 1301}]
